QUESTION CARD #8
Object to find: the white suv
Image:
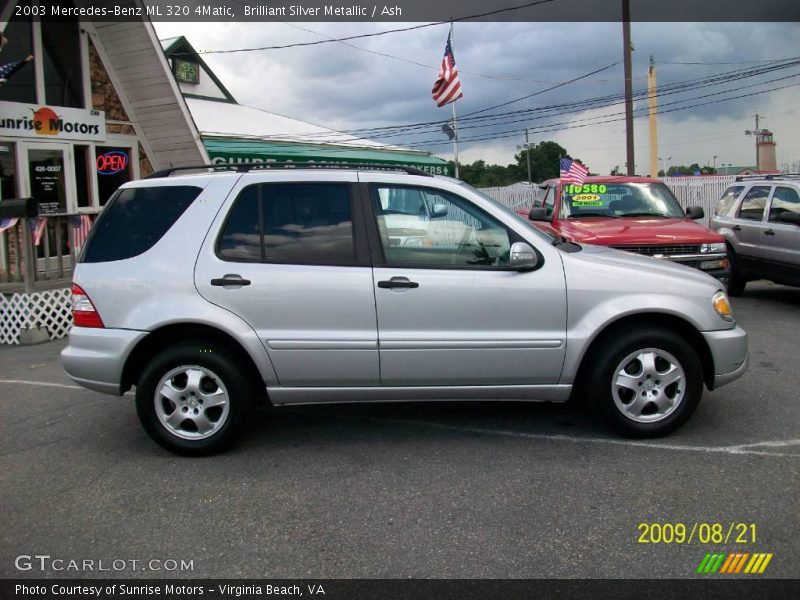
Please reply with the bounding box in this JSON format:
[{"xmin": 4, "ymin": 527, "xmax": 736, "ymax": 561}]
[{"xmin": 61, "ymin": 164, "xmax": 748, "ymax": 455}]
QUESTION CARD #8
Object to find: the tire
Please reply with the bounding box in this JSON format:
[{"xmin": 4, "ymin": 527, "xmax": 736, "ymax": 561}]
[
  {"xmin": 726, "ymin": 247, "xmax": 746, "ymax": 297},
  {"xmin": 583, "ymin": 325, "xmax": 704, "ymax": 438},
  {"xmin": 135, "ymin": 342, "xmax": 252, "ymax": 455}
]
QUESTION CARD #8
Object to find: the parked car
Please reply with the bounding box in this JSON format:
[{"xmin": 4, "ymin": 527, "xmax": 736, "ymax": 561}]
[
  {"xmin": 709, "ymin": 174, "xmax": 800, "ymax": 295},
  {"xmin": 516, "ymin": 176, "xmax": 730, "ymax": 285},
  {"xmin": 61, "ymin": 165, "xmax": 748, "ymax": 455}
]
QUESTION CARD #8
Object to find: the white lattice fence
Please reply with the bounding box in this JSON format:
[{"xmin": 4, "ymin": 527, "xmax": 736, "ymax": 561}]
[
  {"xmin": 660, "ymin": 176, "xmax": 737, "ymax": 226},
  {"xmin": 0, "ymin": 288, "xmax": 72, "ymax": 345},
  {"xmin": 479, "ymin": 183, "xmax": 538, "ymax": 211}
]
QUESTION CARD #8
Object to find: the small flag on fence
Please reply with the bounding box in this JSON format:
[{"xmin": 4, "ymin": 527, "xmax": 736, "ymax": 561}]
[
  {"xmin": 432, "ymin": 31, "xmax": 463, "ymax": 108},
  {"xmin": 28, "ymin": 216, "xmax": 47, "ymax": 246},
  {"xmin": 560, "ymin": 157, "xmax": 589, "ymax": 186},
  {"xmin": 69, "ymin": 214, "xmax": 92, "ymax": 250},
  {"xmin": 0, "ymin": 217, "xmax": 18, "ymax": 234}
]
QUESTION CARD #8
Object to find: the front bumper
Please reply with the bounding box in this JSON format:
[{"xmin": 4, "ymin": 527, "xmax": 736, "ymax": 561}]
[
  {"xmin": 61, "ymin": 327, "xmax": 148, "ymax": 396},
  {"xmin": 701, "ymin": 325, "xmax": 749, "ymax": 390}
]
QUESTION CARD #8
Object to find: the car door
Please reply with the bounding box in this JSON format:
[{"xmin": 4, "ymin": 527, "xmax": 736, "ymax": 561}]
[
  {"xmin": 362, "ymin": 176, "xmax": 567, "ymax": 386},
  {"xmin": 732, "ymin": 185, "xmax": 773, "ymax": 268},
  {"xmin": 195, "ymin": 172, "xmax": 379, "ymax": 386},
  {"xmin": 763, "ymin": 185, "xmax": 800, "ymax": 275}
]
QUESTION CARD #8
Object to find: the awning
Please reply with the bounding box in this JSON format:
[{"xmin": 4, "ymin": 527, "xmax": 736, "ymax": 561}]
[{"xmin": 203, "ymin": 137, "xmax": 451, "ymax": 176}]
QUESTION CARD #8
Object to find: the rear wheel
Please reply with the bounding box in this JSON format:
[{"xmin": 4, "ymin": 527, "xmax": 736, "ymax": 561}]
[
  {"xmin": 726, "ymin": 247, "xmax": 746, "ymax": 296},
  {"xmin": 135, "ymin": 342, "xmax": 252, "ymax": 455},
  {"xmin": 583, "ymin": 325, "xmax": 704, "ymax": 438}
]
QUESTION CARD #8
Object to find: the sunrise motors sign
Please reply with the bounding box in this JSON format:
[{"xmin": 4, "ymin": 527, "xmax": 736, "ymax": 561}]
[{"xmin": 0, "ymin": 102, "xmax": 106, "ymax": 142}]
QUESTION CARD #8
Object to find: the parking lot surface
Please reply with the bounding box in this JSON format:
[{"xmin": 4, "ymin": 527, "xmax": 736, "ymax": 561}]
[{"xmin": 1, "ymin": 281, "xmax": 798, "ymax": 579}]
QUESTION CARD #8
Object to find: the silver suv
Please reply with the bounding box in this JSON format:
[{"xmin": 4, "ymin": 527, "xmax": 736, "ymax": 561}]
[
  {"xmin": 710, "ymin": 175, "xmax": 800, "ymax": 295},
  {"xmin": 61, "ymin": 164, "xmax": 748, "ymax": 455}
]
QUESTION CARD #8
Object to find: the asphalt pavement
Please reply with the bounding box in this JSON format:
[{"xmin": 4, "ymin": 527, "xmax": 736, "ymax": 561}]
[{"xmin": 1, "ymin": 281, "xmax": 798, "ymax": 579}]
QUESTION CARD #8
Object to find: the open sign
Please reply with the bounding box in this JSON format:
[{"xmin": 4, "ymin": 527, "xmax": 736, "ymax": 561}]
[{"xmin": 96, "ymin": 150, "xmax": 129, "ymax": 175}]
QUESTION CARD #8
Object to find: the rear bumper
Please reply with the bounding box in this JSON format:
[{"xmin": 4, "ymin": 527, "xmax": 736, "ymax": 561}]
[
  {"xmin": 61, "ymin": 327, "xmax": 147, "ymax": 396},
  {"xmin": 702, "ymin": 325, "xmax": 749, "ymax": 390}
]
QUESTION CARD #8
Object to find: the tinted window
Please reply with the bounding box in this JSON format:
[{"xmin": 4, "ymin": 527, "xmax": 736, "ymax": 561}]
[
  {"xmin": 715, "ymin": 185, "xmax": 744, "ymax": 216},
  {"xmin": 768, "ymin": 186, "xmax": 800, "ymax": 222},
  {"xmin": 372, "ymin": 185, "xmax": 511, "ymax": 269},
  {"xmin": 218, "ymin": 183, "xmax": 355, "ymax": 265},
  {"xmin": 738, "ymin": 186, "xmax": 771, "ymax": 221},
  {"xmin": 82, "ymin": 186, "xmax": 201, "ymax": 263}
]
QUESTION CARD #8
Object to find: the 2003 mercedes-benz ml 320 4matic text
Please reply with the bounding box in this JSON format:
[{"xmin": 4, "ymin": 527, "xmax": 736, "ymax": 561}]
[{"xmin": 61, "ymin": 164, "xmax": 749, "ymax": 455}]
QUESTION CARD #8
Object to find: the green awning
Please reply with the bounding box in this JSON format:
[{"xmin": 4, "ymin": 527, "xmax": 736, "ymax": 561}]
[{"xmin": 203, "ymin": 137, "xmax": 451, "ymax": 176}]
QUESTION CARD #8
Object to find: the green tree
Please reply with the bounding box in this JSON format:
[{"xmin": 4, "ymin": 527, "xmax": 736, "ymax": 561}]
[{"xmin": 515, "ymin": 141, "xmax": 587, "ymax": 182}]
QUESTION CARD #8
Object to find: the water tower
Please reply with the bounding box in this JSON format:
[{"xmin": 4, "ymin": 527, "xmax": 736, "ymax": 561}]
[{"xmin": 756, "ymin": 130, "xmax": 777, "ymax": 172}]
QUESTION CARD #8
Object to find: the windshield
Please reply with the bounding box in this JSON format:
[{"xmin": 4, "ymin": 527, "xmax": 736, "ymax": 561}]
[
  {"xmin": 455, "ymin": 180, "xmax": 558, "ymax": 242},
  {"xmin": 560, "ymin": 182, "xmax": 685, "ymax": 219}
]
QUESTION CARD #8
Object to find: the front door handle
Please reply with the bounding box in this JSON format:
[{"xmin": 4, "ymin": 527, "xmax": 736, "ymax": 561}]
[
  {"xmin": 732, "ymin": 225, "xmax": 741, "ymax": 231},
  {"xmin": 378, "ymin": 277, "xmax": 419, "ymax": 289},
  {"xmin": 764, "ymin": 229, "xmax": 775, "ymax": 236},
  {"xmin": 211, "ymin": 274, "xmax": 251, "ymax": 287}
]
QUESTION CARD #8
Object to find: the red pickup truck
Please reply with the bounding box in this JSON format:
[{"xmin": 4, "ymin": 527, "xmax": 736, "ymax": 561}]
[{"xmin": 517, "ymin": 176, "xmax": 730, "ymax": 284}]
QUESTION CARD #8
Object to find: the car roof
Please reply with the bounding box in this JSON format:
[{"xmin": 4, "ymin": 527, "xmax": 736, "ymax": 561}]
[{"xmin": 542, "ymin": 176, "xmax": 661, "ymax": 186}]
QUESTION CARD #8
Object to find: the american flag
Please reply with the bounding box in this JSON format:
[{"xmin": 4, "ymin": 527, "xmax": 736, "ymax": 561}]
[
  {"xmin": 0, "ymin": 58, "xmax": 31, "ymax": 84},
  {"xmin": 560, "ymin": 158, "xmax": 589, "ymax": 186},
  {"xmin": 0, "ymin": 217, "xmax": 18, "ymax": 234},
  {"xmin": 28, "ymin": 217, "xmax": 47, "ymax": 246},
  {"xmin": 431, "ymin": 31, "xmax": 463, "ymax": 108},
  {"xmin": 70, "ymin": 214, "xmax": 92, "ymax": 250}
]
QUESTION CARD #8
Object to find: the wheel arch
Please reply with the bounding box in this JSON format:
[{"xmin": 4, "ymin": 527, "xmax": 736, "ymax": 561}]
[
  {"xmin": 572, "ymin": 312, "xmax": 715, "ymax": 393},
  {"xmin": 121, "ymin": 323, "xmax": 269, "ymax": 404}
]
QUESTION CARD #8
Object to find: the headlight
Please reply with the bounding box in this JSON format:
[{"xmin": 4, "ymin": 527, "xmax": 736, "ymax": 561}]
[
  {"xmin": 712, "ymin": 290, "xmax": 734, "ymax": 322},
  {"xmin": 701, "ymin": 242, "xmax": 726, "ymax": 254}
]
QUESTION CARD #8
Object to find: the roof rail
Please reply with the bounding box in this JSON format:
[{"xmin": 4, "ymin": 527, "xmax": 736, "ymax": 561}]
[
  {"xmin": 735, "ymin": 173, "xmax": 800, "ymax": 182},
  {"xmin": 144, "ymin": 161, "xmax": 434, "ymax": 179}
]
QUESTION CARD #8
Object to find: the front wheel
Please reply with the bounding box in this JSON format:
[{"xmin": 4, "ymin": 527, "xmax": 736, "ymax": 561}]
[
  {"xmin": 583, "ymin": 326, "xmax": 704, "ymax": 438},
  {"xmin": 726, "ymin": 247, "xmax": 746, "ymax": 296},
  {"xmin": 135, "ymin": 342, "xmax": 252, "ymax": 455}
]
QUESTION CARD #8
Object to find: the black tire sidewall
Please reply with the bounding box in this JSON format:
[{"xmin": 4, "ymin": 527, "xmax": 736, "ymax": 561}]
[
  {"xmin": 135, "ymin": 342, "xmax": 251, "ymax": 455},
  {"xmin": 586, "ymin": 326, "xmax": 704, "ymax": 438},
  {"xmin": 726, "ymin": 247, "xmax": 746, "ymax": 296}
]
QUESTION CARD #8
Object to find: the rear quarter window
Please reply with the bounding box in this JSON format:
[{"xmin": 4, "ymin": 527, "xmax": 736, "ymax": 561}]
[{"xmin": 82, "ymin": 185, "xmax": 202, "ymax": 263}]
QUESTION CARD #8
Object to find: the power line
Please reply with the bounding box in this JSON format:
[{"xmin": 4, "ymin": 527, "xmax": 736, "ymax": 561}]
[{"xmin": 194, "ymin": 0, "xmax": 557, "ymax": 54}]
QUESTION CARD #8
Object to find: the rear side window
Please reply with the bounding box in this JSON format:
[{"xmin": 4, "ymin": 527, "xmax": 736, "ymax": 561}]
[
  {"xmin": 715, "ymin": 185, "xmax": 744, "ymax": 216},
  {"xmin": 217, "ymin": 183, "xmax": 355, "ymax": 265},
  {"xmin": 768, "ymin": 186, "xmax": 800, "ymax": 222},
  {"xmin": 737, "ymin": 186, "xmax": 771, "ymax": 221},
  {"xmin": 82, "ymin": 185, "xmax": 202, "ymax": 263}
]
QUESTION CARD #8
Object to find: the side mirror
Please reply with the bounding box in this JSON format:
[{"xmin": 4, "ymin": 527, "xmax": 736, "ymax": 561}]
[
  {"xmin": 778, "ymin": 211, "xmax": 800, "ymax": 226},
  {"xmin": 509, "ymin": 242, "xmax": 539, "ymax": 271},
  {"xmin": 528, "ymin": 207, "xmax": 550, "ymax": 221},
  {"xmin": 431, "ymin": 203, "xmax": 448, "ymax": 218},
  {"xmin": 686, "ymin": 205, "xmax": 705, "ymax": 220}
]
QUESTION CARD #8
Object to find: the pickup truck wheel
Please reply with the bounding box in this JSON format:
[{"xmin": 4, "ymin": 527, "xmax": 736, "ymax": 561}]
[
  {"xmin": 726, "ymin": 248, "xmax": 746, "ymax": 296},
  {"xmin": 135, "ymin": 342, "xmax": 251, "ymax": 456},
  {"xmin": 585, "ymin": 326, "xmax": 703, "ymax": 438}
]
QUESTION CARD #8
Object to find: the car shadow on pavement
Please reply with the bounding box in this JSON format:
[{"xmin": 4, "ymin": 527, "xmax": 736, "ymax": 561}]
[{"xmin": 736, "ymin": 282, "xmax": 800, "ymax": 308}]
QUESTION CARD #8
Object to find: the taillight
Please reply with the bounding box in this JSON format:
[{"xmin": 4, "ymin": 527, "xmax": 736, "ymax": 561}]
[{"xmin": 71, "ymin": 284, "xmax": 105, "ymax": 328}]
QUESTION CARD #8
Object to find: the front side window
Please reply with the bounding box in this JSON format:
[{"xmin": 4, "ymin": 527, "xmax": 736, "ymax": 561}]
[
  {"xmin": 542, "ymin": 187, "xmax": 555, "ymax": 214},
  {"xmin": 560, "ymin": 182, "xmax": 685, "ymax": 219},
  {"xmin": 715, "ymin": 185, "xmax": 744, "ymax": 217},
  {"xmin": 738, "ymin": 186, "xmax": 771, "ymax": 221},
  {"xmin": 218, "ymin": 183, "xmax": 355, "ymax": 265},
  {"xmin": 768, "ymin": 186, "xmax": 800, "ymax": 222},
  {"xmin": 371, "ymin": 185, "xmax": 512, "ymax": 269}
]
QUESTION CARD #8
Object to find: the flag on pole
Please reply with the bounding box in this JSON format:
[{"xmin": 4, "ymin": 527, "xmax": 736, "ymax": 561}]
[
  {"xmin": 0, "ymin": 217, "xmax": 18, "ymax": 234},
  {"xmin": 559, "ymin": 157, "xmax": 589, "ymax": 185},
  {"xmin": 432, "ymin": 31, "xmax": 463, "ymax": 108},
  {"xmin": 28, "ymin": 217, "xmax": 47, "ymax": 246},
  {"xmin": 69, "ymin": 214, "xmax": 92, "ymax": 250},
  {"xmin": 0, "ymin": 56, "xmax": 33, "ymax": 85}
]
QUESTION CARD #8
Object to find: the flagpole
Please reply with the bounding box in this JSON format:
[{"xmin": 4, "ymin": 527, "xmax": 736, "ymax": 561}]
[{"xmin": 450, "ymin": 22, "xmax": 460, "ymax": 179}]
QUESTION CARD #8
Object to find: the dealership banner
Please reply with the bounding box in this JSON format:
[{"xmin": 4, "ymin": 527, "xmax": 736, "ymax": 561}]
[{"xmin": 0, "ymin": 102, "xmax": 106, "ymax": 142}]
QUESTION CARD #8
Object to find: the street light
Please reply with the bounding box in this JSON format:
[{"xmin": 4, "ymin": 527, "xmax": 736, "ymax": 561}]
[{"xmin": 658, "ymin": 156, "xmax": 671, "ymax": 176}]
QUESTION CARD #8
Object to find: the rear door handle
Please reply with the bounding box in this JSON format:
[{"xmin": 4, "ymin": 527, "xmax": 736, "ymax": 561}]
[
  {"xmin": 732, "ymin": 225, "xmax": 741, "ymax": 231},
  {"xmin": 378, "ymin": 277, "xmax": 419, "ymax": 289},
  {"xmin": 211, "ymin": 274, "xmax": 251, "ymax": 287},
  {"xmin": 764, "ymin": 229, "xmax": 775, "ymax": 236}
]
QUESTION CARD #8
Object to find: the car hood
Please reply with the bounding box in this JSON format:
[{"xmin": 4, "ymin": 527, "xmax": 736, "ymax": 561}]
[{"xmin": 555, "ymin": 217, "xmax": 723, "ymax": 245}]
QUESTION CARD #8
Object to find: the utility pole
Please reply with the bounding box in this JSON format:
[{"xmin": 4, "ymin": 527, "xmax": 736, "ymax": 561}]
[
  {"xmin": 450, "ymin": 22, "xmax": 460, "ymax": 179},
  {"xmin": 745, "ymin": 113, "xmax": 764, "ymax": 171},
  {"xmin": 647, "ymin": 55, "xmax": 658, "ymax": 178},
  {"xmin": 525, "ymin": 129, "xmax": 533, "ymax": 184},
  {"xmin": 622, "ymin": 0, "xmax": 635, "ymax": 176}
]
